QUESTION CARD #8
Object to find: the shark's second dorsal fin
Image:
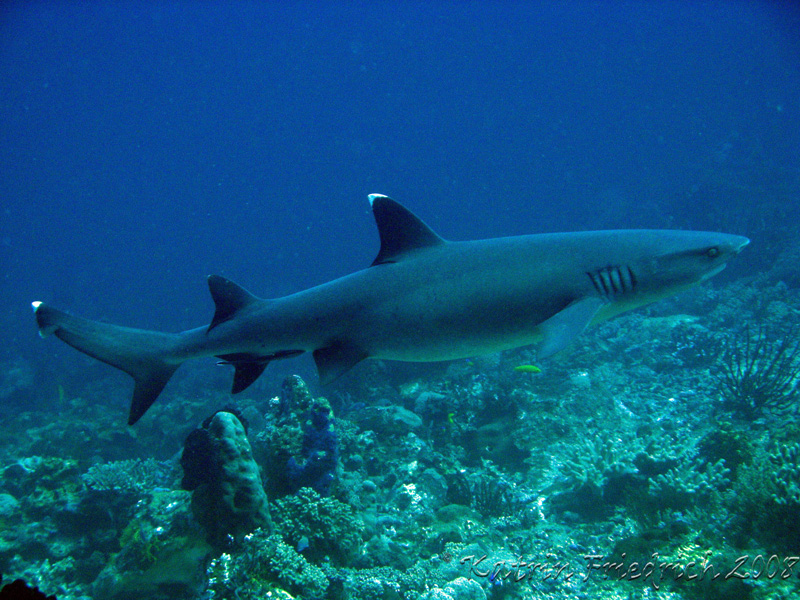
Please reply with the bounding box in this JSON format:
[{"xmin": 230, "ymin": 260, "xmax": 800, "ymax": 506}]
[
  {"xmin": 369, "ymin": 194, "xmax": 446, "ymax": 265},
  {"xmin": 207, "ymin": 275, "xmax": 260, "ymax": 332}
]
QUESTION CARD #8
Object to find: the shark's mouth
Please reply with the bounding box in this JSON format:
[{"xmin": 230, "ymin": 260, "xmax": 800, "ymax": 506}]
[{"xmin": 700, "ymin": 263, "xmax": 727, "ymax": 282}]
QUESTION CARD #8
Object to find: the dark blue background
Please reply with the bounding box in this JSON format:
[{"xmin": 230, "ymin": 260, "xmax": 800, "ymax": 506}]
[{"xmin": 1, "ymin": 1, "xmax": 798, "ymax": 378}]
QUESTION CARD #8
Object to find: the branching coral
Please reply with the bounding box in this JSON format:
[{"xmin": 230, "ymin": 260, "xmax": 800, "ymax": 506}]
[
  {"xmin": 559, "ymin": 434, "xmax": 642, "ymax": 489},
  {"xmin": 273, "ymin": 487, "xmax": 363, "ymax": 566},
  {"xmin": 770, "ymin": 442, "xmax": 800, "ymax": 506},
  {"xmin": 649, "ymin": 459, "xmax": 731, "ymax": 510},
  {"xmin": 81, "ymin": 458, "xmax": 166, "ymax": 494},
  {"xmin": 718, "ymin": 324, "xmax": 800, "ymax": 417},
  {"xmin": 548, "ymin": 434, "xmax": 647, "ymax": 519},
  {"xmin": 729, "ymin": 442, "xmax": 800, "ymax": 550},
  {"xmin": 205, "ymin": 528, "xmax": 328, "ymax": 600},
  {"xmin": 341, "ymin": 564, "xmax": 429, "ymax": 600}
]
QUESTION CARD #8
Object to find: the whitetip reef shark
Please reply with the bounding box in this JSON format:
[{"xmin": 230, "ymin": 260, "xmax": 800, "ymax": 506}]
[{"xmin": 32, "ymin": 194, "xmax": 749, "ymax": 424}]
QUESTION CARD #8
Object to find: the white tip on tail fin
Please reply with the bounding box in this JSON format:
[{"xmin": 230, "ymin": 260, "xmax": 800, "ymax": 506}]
[{"xmin": 31, "ymin": 300, "xmax": 182, "ymax": 425}]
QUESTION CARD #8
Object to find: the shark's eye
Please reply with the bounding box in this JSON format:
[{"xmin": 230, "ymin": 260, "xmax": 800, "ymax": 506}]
[{"xmin": 707, "ymin": 246, "xmax": 720, "ymax": 258}]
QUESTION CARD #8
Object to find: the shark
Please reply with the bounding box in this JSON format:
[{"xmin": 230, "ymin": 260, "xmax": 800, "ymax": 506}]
[{"xmin": 32, "ymin": 194, "xmax": 749, "ymax": 424}]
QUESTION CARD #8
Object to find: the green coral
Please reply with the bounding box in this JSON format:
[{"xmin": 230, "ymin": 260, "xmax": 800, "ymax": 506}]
[
  {"xmin": 92, "ymin": 490, "xmax": 212, "ymax": 598},
  {"xmin": 559, "ymin": 434, "xmax": 640, "ymax": 488},
  {"xmin": 770, "ymin": 442, "xmax": 800, "ymax": 506},
  {"xmin": 341, "ymin": 564, "xmax": 429, "ymax": 600},
  {"xmin": 81, "ymin": 458, "xmax": 166, "ymax": 493},
  {"xmin": 649, "ymin": 459, "xmax": 731, "ymax": 510},
  {"xmin": 205, "ymin": 528, "xmax": 328, "ymax": 599},
  {"xmin": 273, "ymin": 487, "xmax": 363, "ymax": 566}
]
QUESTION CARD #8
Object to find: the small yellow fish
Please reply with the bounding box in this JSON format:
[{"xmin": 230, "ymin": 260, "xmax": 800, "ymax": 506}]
[{"xmin": 513, "ymin": 365, "xmax": 541, "ymax": 374}]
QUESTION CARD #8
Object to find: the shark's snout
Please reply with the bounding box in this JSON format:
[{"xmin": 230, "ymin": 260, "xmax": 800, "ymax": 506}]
[
  {"xmin": 735, "ymin": 236, "xmax": 750, "ymax": 253},
  {"xmin": 717, "ymin": 233, "xmax": 750, "ymax": 256},
  {"xmin": 725, "ymin": 235, "xmax": 750, "ymax": 262}
]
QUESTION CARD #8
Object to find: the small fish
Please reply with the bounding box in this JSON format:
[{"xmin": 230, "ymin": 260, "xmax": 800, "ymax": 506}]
[{"xmin": 513, "ymin": 365, "xmax": 541, "ymax": 374}]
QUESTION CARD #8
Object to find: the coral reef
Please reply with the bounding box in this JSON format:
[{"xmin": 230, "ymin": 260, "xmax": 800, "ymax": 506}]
[
  {"xmin": 340, "ymin": 564, "xmax": 430, "ymax": 600},
  {"xmin": 770, "ymin": 442, "xmax": 800, "ymax": 506},
  {"xmin": 730, "ymin": 441, "xmax": 800, "ymax": 553},
  {"xmin": 419, "ymin": 577, "xmax": 486, "ymax": 600},
  {"xmin": 259, "ymin": 375, "xmax": 339, "ymax": 498},
  {"xmin": 205, "ymin": 528, "xmax": 328, "ymax": 600},
  {"xmin": 649, "ymin": 458, "xmax": 731, "ymax": 510},
  {"xmin": 81, "ymin": 458, "xmax": 167, "ymax": 493},
  {"xmin": 273, "ymin": 487, "xmax": 363, "ymax": 566},
  {"xmin": 91, "ymin": 490, "xmax": 211, "ymax": 598},
  {"xmin": 5, "ymin": 273, "xmax": 800, "ymax": 599}
]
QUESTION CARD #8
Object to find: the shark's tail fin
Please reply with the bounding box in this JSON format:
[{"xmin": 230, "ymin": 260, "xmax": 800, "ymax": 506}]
[{"xmin": 32, "ymin": 301, "xmax": 182, "ymax": 425}]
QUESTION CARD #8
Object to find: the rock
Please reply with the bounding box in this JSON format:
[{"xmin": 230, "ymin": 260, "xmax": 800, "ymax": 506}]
[
  {"xmin": 414, "ymin": 391, "xmax": 448, "ymax": 418},
  {"xmin": 388, "ymin": 406, "xmax": 423, "ymax": 431},
  {"xmin": 420, "ymin": 577, "xmax": 486, "ymax": 600},
  {"xmin": 183, "ymin": 411, "xmax": 272, "ymax": 546},
  {"xmin": 418, "ymin": 468, "xmax": 448, "ymax": 510},
  {"xmin": 443, "ymin": 578, "xmax": 486, "ymax": 600},
  {"xmin": 0, "ymin": 493, "xmax": 19, "ymax": 517}
]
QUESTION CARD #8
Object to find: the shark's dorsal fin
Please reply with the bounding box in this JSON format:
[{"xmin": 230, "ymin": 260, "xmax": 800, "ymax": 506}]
[
  {"xmin": 369, "ymin": 194, "xmax": 446, "ymax": 265},
  {"xmin": 207, "ymin": 275, "xmax": 260, "ymax": 332}
]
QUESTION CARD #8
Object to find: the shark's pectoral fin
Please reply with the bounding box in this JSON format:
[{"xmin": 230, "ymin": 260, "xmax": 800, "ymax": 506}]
[
  {"xmin": 536, "ymin": 297, "xmax": 606, "ymax": 359},
  {"xmin": 217, "ymin": 350, "xmax": 304, "ymax": 393},
  {"xmin": 227, "ymin": 358, "xmax": 270, "ymax": 394},
  {"xmin": 207, "ymin": 275, "xmax": 262, "ymax": 332},
  {"xmin": 313, "ymin": 343, "xmax": 369, "ymax": 384},
  {"xmin": 232, "ymin": 363, "xmax": 266, "ymax": 393}
]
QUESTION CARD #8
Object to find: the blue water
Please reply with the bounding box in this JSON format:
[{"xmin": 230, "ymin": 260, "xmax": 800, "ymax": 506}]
[
  {"xmin": 1, "ymin": 1, "xmax": 798, "ymax": 386},
  {"xmin": 2, "ymin": 4, "xmax": 800, "ymax": 598}
]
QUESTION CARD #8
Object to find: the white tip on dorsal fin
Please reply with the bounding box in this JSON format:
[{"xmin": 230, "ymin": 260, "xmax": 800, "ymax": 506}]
[
  {"xmin": 368, "ymin": 193, "xmax": 388, "ymax": 207},
  {"xmin": 31, "ymin": 301, "xmax": 55, "ymax": 337},
  {"xmin": 368, "ymin": 194, "xmax": 446, "ymax": 265}
]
